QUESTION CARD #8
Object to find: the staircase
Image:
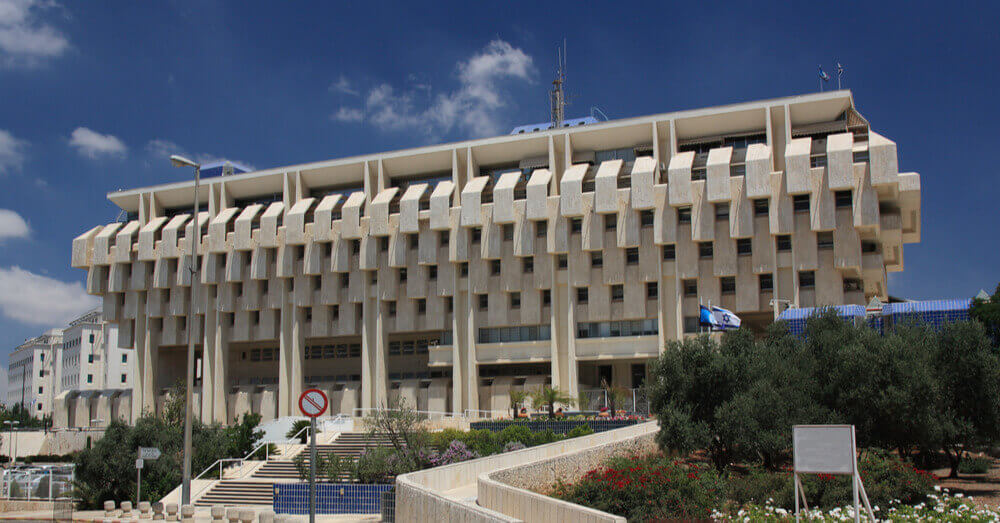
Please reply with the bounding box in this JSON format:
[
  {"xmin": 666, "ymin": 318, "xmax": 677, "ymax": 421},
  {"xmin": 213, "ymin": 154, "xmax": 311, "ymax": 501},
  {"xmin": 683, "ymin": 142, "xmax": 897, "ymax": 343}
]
[{"xmin": 193, "ymin": 432, "xmax": 396, "ymax": 507}]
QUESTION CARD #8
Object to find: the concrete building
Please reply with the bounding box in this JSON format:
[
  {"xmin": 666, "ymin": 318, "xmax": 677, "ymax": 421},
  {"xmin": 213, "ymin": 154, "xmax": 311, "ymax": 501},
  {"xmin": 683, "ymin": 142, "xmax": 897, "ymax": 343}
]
[
  {"xmin": 59, "ymin": 308, "xmax": 132, "ymax": 393},
  {"xmin": 70, "ymin": 90, "xmax": 921, "ymax": 425},
  {"xmin": 7, "ymin": 329, "xmax": 62, "ymax": 417}
]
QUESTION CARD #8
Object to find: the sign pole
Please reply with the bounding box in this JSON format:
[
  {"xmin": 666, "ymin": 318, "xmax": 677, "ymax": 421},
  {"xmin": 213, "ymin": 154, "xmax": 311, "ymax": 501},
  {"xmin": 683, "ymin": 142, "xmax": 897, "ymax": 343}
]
[{"xmin": 309, "ymin": 416, "xmax": 317, "ymax": 523}]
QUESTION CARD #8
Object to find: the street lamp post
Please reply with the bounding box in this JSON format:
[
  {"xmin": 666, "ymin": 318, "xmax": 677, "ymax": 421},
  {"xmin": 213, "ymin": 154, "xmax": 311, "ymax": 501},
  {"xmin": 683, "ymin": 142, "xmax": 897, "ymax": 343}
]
[
  {"xmin": 170, "ymin": 154, "xmax": 201, "ymax": 505},
  {"xmin": 4, "ymin": 421, "xmax": 19, "ymax": 467}
]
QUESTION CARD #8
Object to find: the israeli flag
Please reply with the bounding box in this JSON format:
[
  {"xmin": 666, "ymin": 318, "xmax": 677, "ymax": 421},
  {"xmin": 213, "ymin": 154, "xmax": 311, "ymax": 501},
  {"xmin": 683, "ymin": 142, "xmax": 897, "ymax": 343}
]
[
  {"xmin": 711, "ymin": 305, "xmax": 742, "ymax": 330},
  {"xmin": 819, "ymin": 66, "xmax": 830, "ymax": 82},
  {"xmin": 699, "ymin": 305, "xmax": 719, "ymax": 329}
]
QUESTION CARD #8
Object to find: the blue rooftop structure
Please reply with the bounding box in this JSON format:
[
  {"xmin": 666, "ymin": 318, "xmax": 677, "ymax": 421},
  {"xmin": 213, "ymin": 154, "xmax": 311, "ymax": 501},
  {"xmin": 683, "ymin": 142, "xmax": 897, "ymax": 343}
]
[
  {"xmin": 200, "ymin": 160, "xmax": 252, "ymax": 178},
  {"xmin": 776, "ymin": 299, "xmax": 972, "ymax": 336},
  {"xmin": 510, "ymin": 116, "xmax": 598, "ymax": 135}
]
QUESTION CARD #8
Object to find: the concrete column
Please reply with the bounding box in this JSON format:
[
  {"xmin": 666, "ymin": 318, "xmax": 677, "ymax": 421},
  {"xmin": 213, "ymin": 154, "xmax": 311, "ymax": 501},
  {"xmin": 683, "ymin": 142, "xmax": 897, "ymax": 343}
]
[
  {"xmin": 361, "ymin": 293, "xmax": 387, "ymax": 409},
  {"xmin": 450, "ymin": 290, "xmax": 475, "ymax": 415},
  {"xmin": 278, "ymin": 289, "xmax": 304, "ymax": 417},
  {"xmin": 134, "ymin": 314, "xmax": 160, "ymax": 420},
  {"xmin": 550, "ymin": 267, "xmax": 578, "ymax": 400},
  {"xmin": 201, "ymin": 308, "xmax": 217, "ymax": 423},
  {"xmin": 202, "ymin": 308, "xmax": 230, "ymax": 424}
]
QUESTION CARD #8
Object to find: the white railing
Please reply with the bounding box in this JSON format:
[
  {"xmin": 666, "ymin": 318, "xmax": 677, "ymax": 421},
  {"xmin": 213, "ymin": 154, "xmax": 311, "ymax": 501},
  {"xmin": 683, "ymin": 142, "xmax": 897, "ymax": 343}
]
[
  {"xmin": 352, "ymin": 408, "xmax": 464, "ymax": 421},
  {"xmin": 578, "ymin": 387, "xmax": 649, "ymax": 416},
  {"xmin": 462, "ymin": 409, "xmax": 509, "ymax": 420},
  {"xmin": 0, "ymin": 465, "xmax": 74, "ymax": 500}
]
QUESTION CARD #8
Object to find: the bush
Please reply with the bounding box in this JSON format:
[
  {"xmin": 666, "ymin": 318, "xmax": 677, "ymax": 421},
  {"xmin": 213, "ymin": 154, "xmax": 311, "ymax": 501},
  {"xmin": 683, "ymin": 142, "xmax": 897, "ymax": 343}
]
[
  {"xmin": 566, "ymin": 424, "xmax": 594, "ymax": 439},
  {"xmin": 959, "ymin": 455, "xmax": 992, "ymax": 474},
  {"xmin": 496, "ymin": 425, "xmax": 533, "ymax": 448},
  {"xmin": 503, "ymin": 441, "xmax": 526, "ymax": 452},
  {"xmin": 354, "ymin": 447, "xmax": 419, "ymax": 484},
  {"xmin": 552, "ymin": 453, "xmax": 725, "ymax": 521},
  {"xmin": 429, "ymin": 440, "xmax": 478, "ymax": 466}
]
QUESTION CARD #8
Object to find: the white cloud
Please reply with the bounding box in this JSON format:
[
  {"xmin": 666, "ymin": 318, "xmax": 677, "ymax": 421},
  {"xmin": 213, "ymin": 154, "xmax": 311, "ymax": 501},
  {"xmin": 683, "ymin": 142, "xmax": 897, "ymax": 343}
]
[
  {"xmin": 0, "ymin": 209, "xmax": 29, "ymax": 241},
  {"xmin": 336, "ymin": 39, "xmax": 535, "ymax": 138},
  {"xmin": 0, "ymin": 128, "xmax": 27, "ymax": 173},
  {"xmin": 329, "ymin": 75, "xmax": 359, "ymax": 96},
  {"xmin": 0, "ymin": 0, "xmax": 69, "ymax": 67},
  {"xmin": 145, "ymin": 139, "xmax": 255, "ymax": 172},
  {"xmin": 69, "ymin": 127, "xmax": 127, "ymax": 159},
  {"xmin": 331, "ymin": 106, "xmax": 364, "ymax": 123},
  {"xmin": 0, "ymin": 266, "xmax": 98, "ymax": 326}
]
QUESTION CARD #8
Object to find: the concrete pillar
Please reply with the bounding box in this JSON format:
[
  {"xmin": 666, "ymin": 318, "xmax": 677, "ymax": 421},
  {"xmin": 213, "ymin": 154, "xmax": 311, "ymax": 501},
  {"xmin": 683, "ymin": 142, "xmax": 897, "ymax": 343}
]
[
  {"xmin": 202, "ymin": 308, "xmax": 230, "ymax": 424},
  {"xmin": 551, "ymin": 269, "xmax": 578, "ymax": 399},
  {"xmin": 451, "ymin": 290, "xmax": 476, "ymax": 415},
  {"xmin": 135, "ymin": 315, "xmax": 160, "ymax": 419},
  {"xmin": 361, "ymin": 294, "xmax": 387, "ymax": 409},
  {"xmin": 278, "ymin": 291, "xmax": 304, "ymax": 417}
]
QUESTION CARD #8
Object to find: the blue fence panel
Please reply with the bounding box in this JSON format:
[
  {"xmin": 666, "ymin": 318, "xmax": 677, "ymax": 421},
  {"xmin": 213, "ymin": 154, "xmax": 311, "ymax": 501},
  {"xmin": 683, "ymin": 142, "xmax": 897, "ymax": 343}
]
[
  {"xmin": 469, "ymin": 419, "xmax": 640, "ymax": 434},
  {"xmin": 273, "ymin": 483, "xmax": 393, "ymax": 515}
]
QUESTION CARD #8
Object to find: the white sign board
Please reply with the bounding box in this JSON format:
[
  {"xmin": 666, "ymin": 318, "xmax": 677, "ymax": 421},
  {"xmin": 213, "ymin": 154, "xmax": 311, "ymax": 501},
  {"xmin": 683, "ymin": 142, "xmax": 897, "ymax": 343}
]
[
  {"xmin": 139, "ymin": 447, "xmax": 161, "ymax": 460},
  {"xmin": 135, "ymin": 458, "xmax": 144, "ymax": 470},
  {"xmin": 793, "ymin": 425, "xmax": 856, "ymax": 475}
]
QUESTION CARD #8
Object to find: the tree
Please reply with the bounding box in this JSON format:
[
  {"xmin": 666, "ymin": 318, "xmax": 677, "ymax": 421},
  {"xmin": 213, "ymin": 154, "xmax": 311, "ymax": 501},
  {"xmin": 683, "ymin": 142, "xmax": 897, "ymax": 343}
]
[
  {"xmin": 600, "ymin": 380, "xmax": 630, "ymax": 414},
  {"xmin": 363, "ymin": 397, "xmax": 431, "ymax": 471},
  {"xmin": 930, "ymin": 321, "xmax": 1000, "ymax": 477},
  {"xmin": 971, "ymin": 283, "xmax": 1000, "ymax": 346},
  {"xmin": 530, "ymin": 386, "xmax": 575, "ymax": 418},
  {"xmin": 508, "ymin": 390, "xmax": 528, "ymax": 418}
]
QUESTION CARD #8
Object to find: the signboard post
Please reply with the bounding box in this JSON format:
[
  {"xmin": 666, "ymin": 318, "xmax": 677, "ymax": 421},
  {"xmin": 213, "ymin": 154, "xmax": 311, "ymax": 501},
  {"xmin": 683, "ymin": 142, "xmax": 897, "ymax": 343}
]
[
  {"xmin": 792, "ymin": 425, "xmax": 874, "ymax": 522},
  {"xmin": 136, "ymin": 447, "xmax": 160, "ymax": 506},
  {"xmin": 299, "ymin": 389, "xmax": 328, "ymax": 523}
]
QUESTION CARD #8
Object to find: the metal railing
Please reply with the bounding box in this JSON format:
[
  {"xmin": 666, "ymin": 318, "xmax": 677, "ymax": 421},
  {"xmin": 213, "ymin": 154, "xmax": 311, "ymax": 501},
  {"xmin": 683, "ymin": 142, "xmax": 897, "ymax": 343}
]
[
  {"xmin": 1, "ymin": 465, "xmax": 75, "ymax": 500},
  {"xmin": 578, "ymin": 388, "xmax": 650, "ymax": 416}
]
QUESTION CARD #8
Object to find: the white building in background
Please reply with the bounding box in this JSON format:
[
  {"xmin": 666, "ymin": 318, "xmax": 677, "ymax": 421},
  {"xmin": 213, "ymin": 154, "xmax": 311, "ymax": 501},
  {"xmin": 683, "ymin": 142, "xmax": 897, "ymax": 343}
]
[
  {"xmin": 7, "ymin": 329, "xmax": 63, "ymax": 418},
  {"xmin": 60, "ymin": 308, "xmax": 132, "ymax": 392}
]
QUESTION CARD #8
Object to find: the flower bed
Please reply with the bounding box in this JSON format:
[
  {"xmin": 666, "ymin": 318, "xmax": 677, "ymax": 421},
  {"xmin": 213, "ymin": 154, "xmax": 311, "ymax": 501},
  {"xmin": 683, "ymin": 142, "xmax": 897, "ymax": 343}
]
[
  {"xmin": 470, "ymin": 417, "xmax": 642, "ymax": 434},
  {"xmin": 729, "ymin": 488, "xmax": 997, "ymax": 521}
]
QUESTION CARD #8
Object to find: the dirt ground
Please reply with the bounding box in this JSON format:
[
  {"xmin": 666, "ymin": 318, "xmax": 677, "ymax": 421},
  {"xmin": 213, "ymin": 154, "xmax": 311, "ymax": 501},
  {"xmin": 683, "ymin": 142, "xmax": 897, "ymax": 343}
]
[{"xmin": 934, "ymin": 458, "xmax": 1000, "ymax": 508}]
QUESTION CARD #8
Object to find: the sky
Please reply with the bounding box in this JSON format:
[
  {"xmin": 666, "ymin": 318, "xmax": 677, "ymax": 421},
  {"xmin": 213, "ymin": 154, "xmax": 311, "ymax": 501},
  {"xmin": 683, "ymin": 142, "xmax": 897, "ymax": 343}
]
[{"xmin": 0, "ymin": 1, "xmax": 998, "ymax": 360}]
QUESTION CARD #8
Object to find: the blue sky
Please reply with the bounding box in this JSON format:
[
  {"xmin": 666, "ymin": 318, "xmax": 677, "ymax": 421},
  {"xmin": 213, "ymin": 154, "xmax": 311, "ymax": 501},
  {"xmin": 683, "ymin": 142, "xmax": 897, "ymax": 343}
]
[{"xmin": 0, "ymin": 1, "xmax": 998, "ymax": 361}]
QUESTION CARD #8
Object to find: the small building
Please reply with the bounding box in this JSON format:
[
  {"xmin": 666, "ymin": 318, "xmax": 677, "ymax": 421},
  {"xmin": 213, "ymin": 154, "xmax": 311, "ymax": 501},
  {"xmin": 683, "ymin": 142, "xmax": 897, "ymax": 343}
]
[{"xmin": 776, "ymin": 298, "xmax": 972, "ymax": 336}]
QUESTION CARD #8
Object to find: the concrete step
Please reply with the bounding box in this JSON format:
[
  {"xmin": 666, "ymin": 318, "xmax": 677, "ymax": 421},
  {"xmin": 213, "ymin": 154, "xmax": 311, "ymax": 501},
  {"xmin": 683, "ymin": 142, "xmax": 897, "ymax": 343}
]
[{"xmin": 194, "ymin": 481, "xmax": 275, "ymax": 507}]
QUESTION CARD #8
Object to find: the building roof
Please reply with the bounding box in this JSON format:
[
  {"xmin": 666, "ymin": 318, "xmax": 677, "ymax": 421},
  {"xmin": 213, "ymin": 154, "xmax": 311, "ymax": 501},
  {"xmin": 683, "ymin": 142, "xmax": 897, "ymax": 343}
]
[
  {"xmin": 882, "ymin": 299, "xmax": 972, "ymax": 315},
  {"xmin": 777, "ymin": 304, "xmax": 866, "ymax": 321},
  {"xmin": 510, "ymin": 116, "xmax": 598, "ymax": 134}
]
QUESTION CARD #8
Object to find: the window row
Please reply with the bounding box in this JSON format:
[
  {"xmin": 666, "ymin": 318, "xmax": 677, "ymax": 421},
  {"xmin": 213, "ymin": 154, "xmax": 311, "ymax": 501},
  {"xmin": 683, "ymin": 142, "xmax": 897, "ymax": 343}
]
[
  {"xmin": 576, "ymin": 319, "xmax": 658, "ymax": 339},
  {"xmin": 478, "ymin": 324, "xmax": 552, "ymax": 344}
]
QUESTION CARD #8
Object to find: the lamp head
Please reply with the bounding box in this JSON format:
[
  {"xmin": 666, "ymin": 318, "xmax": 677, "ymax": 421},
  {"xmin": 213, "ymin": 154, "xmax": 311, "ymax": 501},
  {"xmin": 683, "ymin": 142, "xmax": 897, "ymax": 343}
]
[{"xmin": 169, "ymin": 155, "xmax": 199, "ymax": 169}]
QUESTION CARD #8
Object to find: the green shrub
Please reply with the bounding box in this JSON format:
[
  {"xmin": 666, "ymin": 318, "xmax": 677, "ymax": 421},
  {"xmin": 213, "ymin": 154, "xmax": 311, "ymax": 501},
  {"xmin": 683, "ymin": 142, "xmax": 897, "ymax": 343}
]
[
  {"xmin": 552, "ymin": 453, "xmax": 725, "ymax": 521},
  {"xmin": 286, "ymin": 419, "xmax": 311, "ymax": 443},
  {"xmin": 530, "ymin": 429, "xmax": 562, "ymax": 446},
  {"xmin": 959, "ymin": 455, "xmax": 992, "ymax": 474},
  {"xmin": 429, "ymin": 429, "xmax": 468, "ymax": 451},
  {"xmin": 461, "ymin": 429, "xmax": 501, "ymax": 456},
  {"xmin": 497, "ymin": 425, "xmax": 533, "ymax": 448},
  {"xmin": 566, "ymin": 424, "xmax": 594, "ymax": 439},
  {"xmin": 354, "ymin": 447, "xmax": 418, "ymax": 484}
]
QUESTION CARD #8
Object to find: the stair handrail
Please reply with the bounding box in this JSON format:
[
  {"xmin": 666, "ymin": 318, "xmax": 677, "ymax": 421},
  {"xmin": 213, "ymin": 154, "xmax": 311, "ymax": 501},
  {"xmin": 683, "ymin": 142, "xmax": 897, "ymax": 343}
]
[
  {"xmin": 189, "ymin": 433, "xmax": 278, "ymax": 503},
  {"xmin": 278, "ymin": 423, "xmax": 312, "ymax": 456}
]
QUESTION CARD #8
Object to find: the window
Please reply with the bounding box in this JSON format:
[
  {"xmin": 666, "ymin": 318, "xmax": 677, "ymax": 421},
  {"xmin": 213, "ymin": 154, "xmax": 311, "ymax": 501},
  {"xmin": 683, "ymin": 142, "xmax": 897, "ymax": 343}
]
[
  {"xmin": 683, "ymin": 316, "xmax": 700, "ymax": 333},
  {"xmin": 535, "ymin": 221, "xmax": 546, "ymax": 238},
  {"xmin": 646, "ymin": 282, "xmax": 658, "ymax": 299},
  {"xmin": 38, "ymin": 387, "xmax": 42, "ymax": 394},
  {"xmin": 577, "ymin": 319, "xmax": 658, "ymax": 339},
  {"xmin": 853, "ymin": 150, "xmax": 869, "ymax": 163},
  {"xmin": 835, "ymin": 190, "xmax": 852, "ymax": 208},
  {"xmin": 604, "ymin": 214, "xmax": 616, "ymax": 231},
  {"xmin": 429, "ymin": 266, "xmax": 437, "ymax": 280},
  {"xmin": 491, "ymin": 260, "xmax": 501, "ymax": 275},
  {"xmin": 39, "ymin": 353, "xmax": 44, "ymax": 362},
  {"xmin": 640, "ymin": 210, "xmax": 654, "ymax": 227},
  {"xmin": 754, "ymin": 198, "xmax": 769, "ymax": 217},
  {"xmin": 37, "ymin": 404, "xmax": 42, "ymax": 411},
  {"xmin": 409, "ymin": 234, "xmax": 419, "ymax": 249},
  {"xmin": 557, "ymin": 254, "xmax": 568, "ymax": 269},
  {"xmin": 387, "ymin": 301, "xmax": 396, "ymax": 317},
  {"xmin": 121, "ymin": 374, "xmax": 127, "ymax": 383},
  {"xmin": 777, "ymin": 235, "xmax": 792, "ymax": 252},
  {"xmin": 460, "ymin": 262, "xmax": 469, "ymax": 277},
  {"xmin": 352, "ymin": 240, "xmax": 360, "ymax": 254},
  {"xmin": 399, "ymin": 268, "xmax": 407, "ymax": 283},
  {"xmin": 793, "ymin": 194, "xmax": 810, "ymax": 212},
  {"xmin": 331, "ymin": 305, "xmax": 339, "ymax": 320},
  {"xmin": 122, "ymin": 354, "xmax": 127, "ymax": 363},
  {"xmin": 810, "ymin": 155, "xmax": 827, "ymax": 168},
  {"xmin": 862, "ymin": 241, "xmax": 878, "ymax": 253},
  {"xmin": 843, "ymin": 278, "xmax": 863, "ymax": 292},
  {"xmin": 576, "ymin": 287, "xmax": 589, "ymax": 304},
  {"xmin": 522, "ymin": 257, "xmax": 534, "ymax": 274},
  {"xmin": 721, "ymin": 277, "xmax": 736, "ymax": 294},
  {"xmin": 683, "ymin": 279, "xmax": 698, "ymax": 297},
  {"xmin": 662, "ymin": 244, "xmax": 676, "ymax": 261},
  {"xmin": 570, "ymin": 218, "xmax": 582, "ymax": 233},
  {"xmin": 478, "ymin": 294, "xmax": 489, "ymax": 310},
  {"xmin": 370, "ymin": 272, "xmax": 378, "ymax": 284},
  {"xmin": 611, "ymin": 285, "xmax": 624, "ymax": 302},
  {"xmin": 714, "ymin": 203, "xmax": 729, "ymax": 220},
  {"xmin": 471, "ymin": 227, "xmax": 481, "ymax": 243},
  {"xmin": 417, "ymin": 299, "xmax": 426, "ymax": 314},
  {"xmin": 699, "ymin": 242, "xmax": 713, "ymax": 259},
  {"xmin": 503, "ymin": 224, "xmax": 514, "ymax": 241},
  {"xmin": 542, "ymin": 289, "xmax": 551, "ymax": 306},
  {"xmin": 446, "ymin": 297, "xmax": 453, "ymax": 313},
  {"xmin": 591, "ymin": 252, "xmax": 603, "ymax": 268},
  {"xmin": 87, "ymin": 374, "xmax": 93, "ymax": 384},
  {"xmin": 626, "ymin": 248, "xmax": 640, "ymax": 265},
  {"xmin": 760, "ymin": 273, "xmax": 774, "ymax": 292},
  {"xmin": 88, "ymin": 354, "xmax": 94, "ymax": 364},
  {"xmin": 510, "ymin": 292, "xmax": 521, "ymax": 309},
  {"xmin": 89, "ymin": 334, "xmax": 95, "ymax": 344},
  {"xmin": 478, "ymin": 324, "xmax": 552, "ymax": 343},
  {"xmin": 440, "ymin": 231, "xmax": 450, "ymax": 247},
  {"xmin": 799, "ymin": 270, "xmax": 816, "ymax": 288},
  {"xmin": 817, "ymin": 231, "xmax": 834, "ymax": 249},
  {"xmin": 341, "ymin": 273, "xmax": 350, "ymax": 288},
  {"xmin": 379, "ymin": 237, "xmax": 389, "ymax": 252},
  {"xmin": 737, "ymin": 238, "xmax": 752, "ymax": 256},
  {"xmin": 678, "ymin": 206, "xmax": 692, "ymax": 224}
]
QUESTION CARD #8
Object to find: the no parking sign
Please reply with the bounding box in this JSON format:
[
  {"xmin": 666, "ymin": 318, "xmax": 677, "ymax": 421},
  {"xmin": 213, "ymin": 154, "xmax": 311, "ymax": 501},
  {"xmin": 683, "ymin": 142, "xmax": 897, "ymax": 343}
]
[{"xmin": 299, "ymin": 388, "xmax": 328, "ymax": 418}]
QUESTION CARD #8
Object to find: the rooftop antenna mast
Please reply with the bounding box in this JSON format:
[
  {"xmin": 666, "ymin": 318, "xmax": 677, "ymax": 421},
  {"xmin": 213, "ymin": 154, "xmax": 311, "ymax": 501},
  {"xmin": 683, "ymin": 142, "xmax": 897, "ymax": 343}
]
[{"xmin": 550, "ymin": 40, "xmax": 567, "ymax": 129}]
